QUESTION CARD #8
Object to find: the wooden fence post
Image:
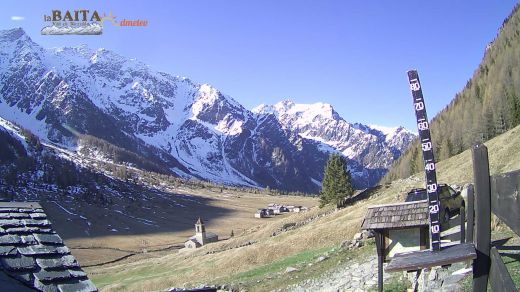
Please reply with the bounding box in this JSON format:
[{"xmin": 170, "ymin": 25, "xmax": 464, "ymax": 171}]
[
  {"xmin": 489, "ymin": 247, "xmax": 518, "ymax": 291},
  {"xmin": 466, "ymin": 184, "xmax": 475, "ymax": 244},
  {"xmin": 472, "ymin": 144, "xmax": 492, "ymax": 292},
  {"xmin": 375, "ymin": 231, "xmax": 384, "ymax": 292},
  {"xmin": 460, "ymin": 205, "xmax": 465, "ymax": 244}
]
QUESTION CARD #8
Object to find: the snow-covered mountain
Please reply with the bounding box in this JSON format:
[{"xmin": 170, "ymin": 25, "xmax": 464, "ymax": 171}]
[
  {"xmin": 253, "ymin": 101, "xmax": 416, "ymax": 171},
  {"xmin": 0, "ymin": 28, "xmax": 414, "ymax": 192}
]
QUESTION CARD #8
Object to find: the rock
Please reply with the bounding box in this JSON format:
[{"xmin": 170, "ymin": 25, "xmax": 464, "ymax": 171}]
[
  {"xmin": 353, "ymin": 232, "xmax": 363, "ymax": 241},
  {"xmin": 443, "ymin": 274, "xmax": 466, "ymax": 285},
  {"xmin": 428, "ymin": 268, "xmax": 438, "ymax": 281},
  {"xmin": 351, "ymin": 276, "xmax": 361, "ymax": 282},
  {"xmin": 285, "ymin": 266, "xmax": 299, "ymax": 273},
  {"xmin": 340, "ymin": 240, "xmax": 350, "ymax": 249},
  {"xmin": 316, "ymin": 255, "xmax": 328, "ymax": 263},
  {"xmin": 452, "ymin": 184, "xmax": 462, "ymax": 191},
  {"xmin": 362, "ymin": 230, "xmax": 374, "ymax": 239}
]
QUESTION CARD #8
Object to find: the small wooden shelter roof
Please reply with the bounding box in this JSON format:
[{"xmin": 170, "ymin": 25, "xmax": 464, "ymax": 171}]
[{"xmin": 361, "ymin": 200, "xmax": 429, "ymax": 230}]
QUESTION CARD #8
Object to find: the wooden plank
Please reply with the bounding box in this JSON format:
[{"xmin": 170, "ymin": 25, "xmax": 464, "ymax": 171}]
[
  {"xmin": 472, "ymin": 144, "xmax": 492, "ymax": 292},
  {"xmin": 467, "ymin": 184, "xmax": 475, "ymax": 243},
  {"xmin": 385, "ymin": 243, "xmax": 476, "ymax": 272},
  {"xmin": 460, "ymin": 206, "xmax": 466, "ymax": 244},
  {"xmin": 489, "ymin": 247, "xmax": 518, "ymax": 292},
  {"xmin": 490, "ymin": 169, "xmax": 520, "ymax": 237},
  {"xmin": 375, "ymin": 231, "xmax": 384, "ymax": 292}
]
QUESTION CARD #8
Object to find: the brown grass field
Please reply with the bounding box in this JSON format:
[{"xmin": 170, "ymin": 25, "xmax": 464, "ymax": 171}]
[{"xmin": 49, "ymin": 125, "xmax": 520, "ymax": 291}]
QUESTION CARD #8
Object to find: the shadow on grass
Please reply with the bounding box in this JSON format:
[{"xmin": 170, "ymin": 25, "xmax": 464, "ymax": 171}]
[{"xmin": 35, "ymin": 177, "xmax": 234, "ymax": 242}]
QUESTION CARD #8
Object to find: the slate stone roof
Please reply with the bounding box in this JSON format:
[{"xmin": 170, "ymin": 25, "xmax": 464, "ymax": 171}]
[
  {"xmin": 361, "ymin": 200, "xmax": 429, "ymax": 230},
  {"xmin": 188, "ymin": 232, "xmax": 218, "ymax": 243},
  {"xmin": 0, "ymin": 202, "xmax": 97, "ymax": 292}
]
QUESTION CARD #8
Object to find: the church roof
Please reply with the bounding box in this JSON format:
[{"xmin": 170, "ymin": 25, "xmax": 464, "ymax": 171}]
[{"xmin": 196, "ymin": 217, "xmax": 204, "ymax": 225}]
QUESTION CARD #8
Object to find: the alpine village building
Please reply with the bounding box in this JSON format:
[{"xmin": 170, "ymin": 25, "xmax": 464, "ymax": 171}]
[{"xmin": 184, "ymin": 218, "xmax": 218, "ymax": 249}]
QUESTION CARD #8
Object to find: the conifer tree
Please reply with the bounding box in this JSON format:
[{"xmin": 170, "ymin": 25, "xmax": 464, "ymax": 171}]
[{"xmin": 319, "ymin": 154, "xmax": 353, "ymax": 208}]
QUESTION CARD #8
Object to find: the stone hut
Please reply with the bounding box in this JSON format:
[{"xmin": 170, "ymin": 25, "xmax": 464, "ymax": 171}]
[{"xmin": 254, "ymin": 209, "xmax": 268, "ymax": 218}]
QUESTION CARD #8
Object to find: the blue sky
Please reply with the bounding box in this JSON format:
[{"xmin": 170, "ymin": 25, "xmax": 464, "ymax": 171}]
[{"xmin": 1, "ymin": 1, "xmax": 518, "ymax": 130}]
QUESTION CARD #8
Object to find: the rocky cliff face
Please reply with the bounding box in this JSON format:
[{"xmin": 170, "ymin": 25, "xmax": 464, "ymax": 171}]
[
  {"xmin": 253, "ymin": 101, "xmax": 416, "ymax": 173},
  {"xmin": 0, "ymin": 28, "xmax": 414, "ymax": 192}
]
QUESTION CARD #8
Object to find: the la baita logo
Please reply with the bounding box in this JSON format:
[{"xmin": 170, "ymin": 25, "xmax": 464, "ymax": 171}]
[{"xmin": 41, "ymin": 10, "xmax": 148, "ymax": 35}]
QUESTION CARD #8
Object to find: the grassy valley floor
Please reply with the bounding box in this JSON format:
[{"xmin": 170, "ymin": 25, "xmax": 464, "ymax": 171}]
[{"xmin": 84, "ymin": 125, "xmax": 520, "ymax": 291}]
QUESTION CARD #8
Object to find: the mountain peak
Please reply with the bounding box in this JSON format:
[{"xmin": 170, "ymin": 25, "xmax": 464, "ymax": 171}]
[
  {"xmin": 255, "ymin": 100, "xmax": 340, "ymax": 121},
  {"xmin": 0, "ymin": 27, "xmax": 28, "ymax": 42},
  {"xmin": 0, "ymin": 28, "xmax": 415, "ymax": 192}
]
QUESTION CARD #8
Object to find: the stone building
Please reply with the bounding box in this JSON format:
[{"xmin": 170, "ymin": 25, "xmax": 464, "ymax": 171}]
[
  {"xmin": 184, "ymin": 218, "xmax": 218, "ymax": 249},
  {"xmin": 255, "ymin": 209, "xmax": 268, "ymax": 218}
]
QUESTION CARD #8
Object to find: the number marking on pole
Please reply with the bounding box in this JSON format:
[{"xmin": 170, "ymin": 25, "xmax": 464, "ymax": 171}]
[{"xmin": 407, "ymin": 70, "xmax": 441, "ymax": 251}]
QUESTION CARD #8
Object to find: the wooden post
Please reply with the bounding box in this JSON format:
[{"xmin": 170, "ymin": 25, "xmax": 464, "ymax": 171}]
[
  {"xmin": 374, "ymin": 231, "xmax": 384, "ymax": 292},
  {"xmin": 466, "ymin": 184, "xmax": 475, "ymax": 243},
  {"xmin": 472, "ymin": 144, "xmax": 491, "ymax": 292},
  {"xmin": 489, "ymin": 247, "xmax": 517, "ymax": 291},
  {"xmin": 460, "ymin": 205, "xmax": 465, "ymax": 244},
  {"xmin": 490, "ymin": 169, "xmax": 520, "ymax": 236}
]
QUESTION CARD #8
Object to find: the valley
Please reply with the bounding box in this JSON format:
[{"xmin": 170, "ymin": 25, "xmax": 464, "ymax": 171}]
[
  {"xmin": 0, "ymin": 3, "xmax": 519, "ymax": 291},
  {"xmin": 49, "ymin": 186, "xmax": 318, "ymax": 268},
  {"xmin": 87, "ymin": 125, "xmax": 520, "ymax": 291}
]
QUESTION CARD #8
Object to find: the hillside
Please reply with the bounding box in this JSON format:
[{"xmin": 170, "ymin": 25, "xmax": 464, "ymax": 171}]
[
  {"xmin": 88, "ymin": 124, "xmax": 520, "ymax": 291},
  {"xmin": 383, "ymin": 4, "xmax": 520, "ymax": 182}
]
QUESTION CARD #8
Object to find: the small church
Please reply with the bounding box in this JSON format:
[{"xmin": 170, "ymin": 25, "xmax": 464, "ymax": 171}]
[{"xmin": 184, "ymin": 217, "xmax": 219, "ymax": 249}]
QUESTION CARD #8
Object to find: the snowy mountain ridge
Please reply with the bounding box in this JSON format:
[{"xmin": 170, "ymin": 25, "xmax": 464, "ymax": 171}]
[
  {"xmin": 0, "ymin": 28, "xmax": 414, "ymax": 191},
  {"xmin": 253, "ymin": 100, "xmax": 416, "ymax": 170}
]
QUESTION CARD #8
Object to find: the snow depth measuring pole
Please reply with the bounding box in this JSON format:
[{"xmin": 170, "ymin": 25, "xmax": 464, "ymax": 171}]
[{"xmin": 407, "ymin": 70, "xmax": 441, "ymax": 251}]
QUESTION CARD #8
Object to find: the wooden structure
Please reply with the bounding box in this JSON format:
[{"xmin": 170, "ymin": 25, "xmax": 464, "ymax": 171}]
[
  {"xmin": 361, "ymin": 201, "xmax": 430, "ymax": 260},
  {"xmin": 363, "ymin": 144, "xmax": 520, "ymax": 291},
  {"xmin": 385, "ymin": 243, "xmax": 476, "ymax": 272},
  {"xmin": 361, "ymin": 200, "xmax": 430, "ymax": 291},
  {"xmin": 471, "ymin": 144, "xmax": 519, "ymax": 292}
]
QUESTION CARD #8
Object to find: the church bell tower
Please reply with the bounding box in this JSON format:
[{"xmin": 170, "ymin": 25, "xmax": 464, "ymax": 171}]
[{"xmin": 195, "ymin": 217, "xmax": 206, "ymax": 245}]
